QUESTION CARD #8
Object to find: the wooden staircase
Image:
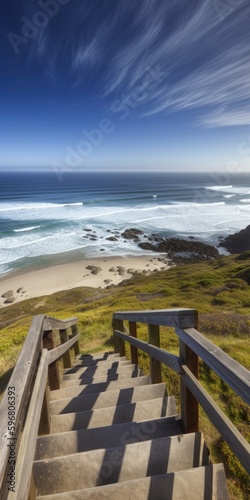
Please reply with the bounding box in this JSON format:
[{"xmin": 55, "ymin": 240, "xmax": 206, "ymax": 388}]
[
  {"xmin": 1, "ymin": 310, "xmax": 249, "ymax": 499},
  {"xmin": 33, "ymin": 351, "xmax": 228, "ymax": 499}
]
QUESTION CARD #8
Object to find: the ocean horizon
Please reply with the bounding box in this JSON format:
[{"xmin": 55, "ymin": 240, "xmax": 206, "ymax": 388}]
[{"xmin": 0, "ymin": 170, "xmax": 250, "ymax": 277}]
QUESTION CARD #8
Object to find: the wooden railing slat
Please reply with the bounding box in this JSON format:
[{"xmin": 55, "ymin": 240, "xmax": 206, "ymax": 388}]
[
  {"xmin": 47, "ymin": 334, "xmax": 80, "ymax": 365},
  {"xmin": 114, "ymin": 330, "xmax": 181, "ymax": 374},
  {"xmin": 0, "ymin": 314, "xmax": 45, "ymax": 490},
  {"xmin": 148, "ymin": 324, "xmax": 162, "ymax": 384},
  {"xmin": 115, "ymin": 320, "xmax": 125, "ymax": 357},
  {"xmin": 43, "ymin": 330, "xmax": 60, "ymax": 391},
  {"xmin": 59, "ymin": 329, "xmax": 72, "ymax": 369},
  {"xmin": 129, "ymin": 321, "xmax": 138, "ymax": 365},
  {"xmin": 176, "ymin": 327, "xmax": 250, "ymax": 405},
  {"xmin": 179, "ymin": 340, "xmax": 199, "ymax": 433},
  {"xmin": 15, "ymin": 349, "xmax": 48, "ymax": 500},
  {"xmin": 71, "ymin": 324, "xmax": 80, "ymax": 356},
  {"xmin": 181, "ymin": 364, "xmax": 250, "ymax": 475}
]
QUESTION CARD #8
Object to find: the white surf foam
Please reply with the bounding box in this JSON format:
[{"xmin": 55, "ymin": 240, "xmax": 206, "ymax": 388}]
[
  {"xmin": 13, "ymin": 225, "xmax": 41, "ymax": 232},
  {"xmin": 205, "ymin": 185, "xmax": 250, "ymax": 195},
  {"xmin": 205, "ymin": 185, "xmax": 233, "ymax": 190},
  {"xmin": 0, "ymin": 202, "xmax": 83, "ymax": 213},
  {"xmin": 1, "ymin": 197, "xmax": 250, "ymax": 271}
]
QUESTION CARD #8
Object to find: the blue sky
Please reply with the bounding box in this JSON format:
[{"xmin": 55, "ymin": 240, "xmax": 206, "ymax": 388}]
[{"xmin": 0, "ymin": 0, "xmax": 250, "ymax": 172}]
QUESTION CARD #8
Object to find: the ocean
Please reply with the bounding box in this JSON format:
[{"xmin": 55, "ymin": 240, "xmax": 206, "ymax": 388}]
[{"xmin": 0, "ymin": 170, "xmax": 250, "ymax": 277}]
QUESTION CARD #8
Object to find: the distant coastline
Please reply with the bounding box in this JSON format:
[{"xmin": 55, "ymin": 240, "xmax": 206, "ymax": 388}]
[
  {"xmin": 0, "ymin": 171, "xmax": 250, "ymax": 277},
  {"xmin": 1, "ymin": 221, "xmax": 250, "ymax": 307}
]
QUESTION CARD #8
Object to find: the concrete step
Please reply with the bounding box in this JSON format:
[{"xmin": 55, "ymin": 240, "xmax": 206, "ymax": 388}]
[
  {"xmin": 62, "ymin": 368, "xmax": 142, "ymax": 383},
  {"xmin": 62, "ymin": 374, "xmax": 146, "ymax": 388},
  {"xmin": 34, "ymin": 432, "xmax": 209, "ymax": 495},
  {"xmin": 71, "ymin": 359, "xmax": 131, "ymax": 369},
  {"xmin": 50, "ymin": 383, "xmax": 167, "ymax": 415},
  {"xmin": 36, "ymin": 464, "xmax": 229, "ymax": 500},
  {"xmin": 35, "ymin": 416, "xmax": 183, "ymax": 460},
  {"xmin": 50, "ymin": 396, "xmax": 177, "ymax": 433},
  {"xmin": 64, "ymin": 362, "xmax": 136, "ymax": 377},
  {"xmin": 76, "ymin": 352, "xmax": 123, "ymax": 361},
  {"xmin": 51, "ymin": 375, "xmax": 152, "ymax": 399},
  {"xmin": 73, "ymin": 354, "xmax": 127, "ymax": 362}
]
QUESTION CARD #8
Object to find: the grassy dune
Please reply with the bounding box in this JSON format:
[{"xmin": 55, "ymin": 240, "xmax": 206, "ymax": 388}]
[{"xmin": 0, "ymin": 252, "xmax": 250, "ymax": 498}]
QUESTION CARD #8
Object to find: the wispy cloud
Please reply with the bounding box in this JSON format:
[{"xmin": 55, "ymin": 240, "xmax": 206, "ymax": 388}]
[
  {"xmin": 103, "ymin": 0, "xmax": 250, "ymax": 127},
  {"xmin": 27, "ymin": 0, "xmax": 250, "ymax": 127},
  {"xmin": 72, "ymin": 37, "xmax": 101, "ymax": 71}
]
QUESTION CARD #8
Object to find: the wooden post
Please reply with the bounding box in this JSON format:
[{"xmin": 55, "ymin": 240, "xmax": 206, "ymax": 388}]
[
  {"xmin": 28, "ymin": 473, "xmax": 36, "ymax": 500},
  {"xmin": 71, "ymin": 324, "xmax": 80, "ymax": 356},
  {"xmin": 148, "ymin": 324, "xmax": 162, "ymax": 383},
  {"xmin": 43, "ymin": 331, "xmax": 60, "ymax": 390},
  {"xmin": 117, "ymin": 319, "xmax": 125, "ymax": 357},
  {"xmin": 38, "ymin": 383, "xmax": 51, "ymax": 435},
  {"xmin": 113, "ymin": 319, "xmax": 125, "ymax": 357},
  {"xmin": 59, "ymin": 329, "xmax": 72, "ymax": 368},
  {"xmin": 129, "ymin": 321, "xmax": 138, "ymax": 364},
  {"xmin": 179, "ymin": 312, "xmax": 199, "ymax": 433},
  {"xmin": 113, "ymin": 319, "xmax": 120, "ymax": 354}
]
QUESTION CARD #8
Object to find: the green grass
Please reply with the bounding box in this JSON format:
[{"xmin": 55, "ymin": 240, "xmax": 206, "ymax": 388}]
[{"xmin": 0, "ymin": 252, "xmax": 250, "ymax": 498}]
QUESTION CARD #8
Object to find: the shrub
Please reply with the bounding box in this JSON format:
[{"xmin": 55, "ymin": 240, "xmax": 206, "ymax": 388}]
[
  {"xmin": 198, "ymin": 278, "xmax": 214, "ymax": 287},
  {"xmin": 212, "ymin": 291, "xmax": 234, "ymax": 306},
  {"xmin": 225, "ymin": 280, "xmax": 247, "ymax": 290},
  {"xmin": 180, "ymin": 280, "xmax": 198, "ymax": 291},
  {"xmin": 235, "ymin": 251, "xmax": 250, "ymax": 261},
  {"xmin": 235, "ymin": 267, "xmax": 250, "ymax": 285},
  {"xmin": 200, "ymin": 313, "xmax": 250, "ymax": 337}
]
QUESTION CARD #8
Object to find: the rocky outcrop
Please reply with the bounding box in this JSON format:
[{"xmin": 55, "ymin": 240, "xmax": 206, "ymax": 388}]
[
  {"xmin": 138, "ymin": 242, "xmax": 157, "ymax": 252},
  {"xmin": 1, "ymin": 290, "xmax": 14, "ymax": 299},
  {"xmin": 117, "ymin": 266, "xmax": 126, "ymax": 275},
  {"xmin": 139, "ymin": 237, "xmax": 218, "ymax": 263},
  {"xmin": 219, "ymin": 225, "xmax": 250, "ymax": 254},
  {"xmin": 106, "ymin": 236, "xmax": 118, "ymax": 241},
  {"xmin": 85, "ymin": 265, "xmax": 102, "ymax": 275},
  {"xmin": 121, "ymin": 228, "xmax": 144, "ymax": 240},
  {"xmin": 81, "ymin": 225, "xmax": 219, "ymax": 264},
  {"xmin": 4, "ymin": 297, "xmax": 15, "ymax": 304}
]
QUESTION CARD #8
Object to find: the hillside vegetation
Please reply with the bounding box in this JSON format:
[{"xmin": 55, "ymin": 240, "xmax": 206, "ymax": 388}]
[{"xmin": 0, "ymin": 251, "xmax": 250, "ymax": 499}]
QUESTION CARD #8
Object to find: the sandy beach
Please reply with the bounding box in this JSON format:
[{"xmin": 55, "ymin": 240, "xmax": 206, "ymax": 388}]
[{"xmin": 0, "ymin": 255, "xmax": 171, "ymax": 307}]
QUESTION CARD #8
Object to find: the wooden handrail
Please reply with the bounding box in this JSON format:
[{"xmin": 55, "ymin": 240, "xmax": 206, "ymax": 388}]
[
  {"xmin": 113, "ymin": 308, "xmax": 250, "ymax": 476},
  {"xmin": 0, "ymin": 314, "xmax": 79, "ymax": 500},
  {"xmin": 16, "ymin": 349, "xmax": 48, "ymax": 499},
  {"xmin": 114, "ymin": 308, "xmax": 197, "ymax": 328},
  {"xmin": 176, "ymin": 327, "xmax": 250, "ymax": 405},
  {"xmin": 47, "ymin": 334, "xmax": 80, "ymax": 365},
  {"xmin": 0, "ymin": 314, "xmax": 45, "ymax": 490},
  {"xmin": 43, "ymin": 316, "xmax": 78, "ymax": 330},
  {"xmin": 181, "ymin": 365, "xmax": 250, "ymax": 475}
]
